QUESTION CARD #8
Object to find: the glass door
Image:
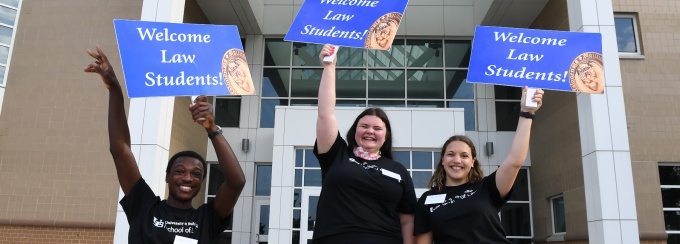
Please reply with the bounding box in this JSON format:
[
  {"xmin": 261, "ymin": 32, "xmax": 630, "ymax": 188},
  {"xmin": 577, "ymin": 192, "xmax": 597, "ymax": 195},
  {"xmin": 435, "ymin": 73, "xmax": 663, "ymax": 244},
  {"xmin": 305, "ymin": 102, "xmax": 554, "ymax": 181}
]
[
  {"xmin": 253, "ymin": 198, "xmax": 270, "ymax": 243},
  {"xmin": 300, "ymin": 188, "xmax": 321, "ymax": 243}
]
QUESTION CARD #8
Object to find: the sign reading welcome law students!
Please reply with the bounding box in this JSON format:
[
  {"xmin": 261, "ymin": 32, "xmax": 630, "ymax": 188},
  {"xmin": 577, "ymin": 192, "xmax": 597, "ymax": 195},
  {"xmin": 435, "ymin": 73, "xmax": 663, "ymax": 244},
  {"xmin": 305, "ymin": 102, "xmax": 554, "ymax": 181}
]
[
  {"xmin": 113, "ymin": 19, "xmax": 255, "ymax": 98},
  {"xmin": 285, "ymin": 0, "xmax": 408, "ymax": 50},
  {"xmin": 467, "ymin": 26, "xmax": 605, "ymax": 94}
]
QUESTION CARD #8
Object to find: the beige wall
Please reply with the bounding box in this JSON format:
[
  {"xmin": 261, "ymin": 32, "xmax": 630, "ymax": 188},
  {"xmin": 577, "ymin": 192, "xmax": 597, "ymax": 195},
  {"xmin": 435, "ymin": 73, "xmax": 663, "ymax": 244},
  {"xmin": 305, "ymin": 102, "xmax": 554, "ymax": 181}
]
[
  {"xmin": 613, "ymin": 0, "xmax": 680, "ymax": 241},
  {"xmin": 527, "ymin": 1, "xmax": 590, "ymax": 242}
]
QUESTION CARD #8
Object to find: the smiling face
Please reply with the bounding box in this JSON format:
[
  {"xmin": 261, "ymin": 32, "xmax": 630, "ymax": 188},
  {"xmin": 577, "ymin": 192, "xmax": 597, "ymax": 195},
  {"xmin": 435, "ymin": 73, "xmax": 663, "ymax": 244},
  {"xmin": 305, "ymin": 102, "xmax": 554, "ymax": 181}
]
[
  {"xmin": 353, "ymin": 115, "xmax": 387, "ymax": 154},
  {"xmin": 165, "ymin": 156, "xmax": 204, "ymax": 208},
  {"xmin": 442, "ymin": 140, "xmax": 476, "ymax": 186}
]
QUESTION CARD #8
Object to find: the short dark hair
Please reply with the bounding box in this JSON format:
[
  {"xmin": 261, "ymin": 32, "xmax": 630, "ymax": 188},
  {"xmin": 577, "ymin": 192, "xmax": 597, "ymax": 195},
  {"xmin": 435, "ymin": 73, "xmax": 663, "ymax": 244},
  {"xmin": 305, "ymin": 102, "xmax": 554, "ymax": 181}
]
[
  {"xmin": 166, "ymin": 151, "xmax": 207, "ymax": 179},
  {"xmin": 345, "ymin": 108, "xmax": 394, "ymax": 160}
]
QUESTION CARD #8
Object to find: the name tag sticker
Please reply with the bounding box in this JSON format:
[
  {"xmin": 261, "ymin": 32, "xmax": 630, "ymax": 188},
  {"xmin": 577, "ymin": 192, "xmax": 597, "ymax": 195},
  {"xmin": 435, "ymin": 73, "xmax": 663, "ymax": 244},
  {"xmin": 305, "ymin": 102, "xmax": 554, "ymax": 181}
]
[
  {"xmin": 381, "ymin": 169, "xmax": 402, "ymax": 182},
  {"xmin": 425, "ymin": 194, "xmax": 447, "ymax": 205},
  {"xmin": 174, "ymin": 236, "xmax": 198, "ymax": 244}
]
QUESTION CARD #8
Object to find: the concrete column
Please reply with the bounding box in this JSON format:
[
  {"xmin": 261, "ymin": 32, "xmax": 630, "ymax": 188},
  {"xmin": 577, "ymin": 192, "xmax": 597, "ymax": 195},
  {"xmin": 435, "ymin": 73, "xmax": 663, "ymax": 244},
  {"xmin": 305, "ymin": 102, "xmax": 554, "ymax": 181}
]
[
  {"xmin": 567, "ymin": 0, "xmax": 640, "ymax": 243},
  {"xmin": 113, "ymin": 0, "xmax": 185, "ymax": 243}
]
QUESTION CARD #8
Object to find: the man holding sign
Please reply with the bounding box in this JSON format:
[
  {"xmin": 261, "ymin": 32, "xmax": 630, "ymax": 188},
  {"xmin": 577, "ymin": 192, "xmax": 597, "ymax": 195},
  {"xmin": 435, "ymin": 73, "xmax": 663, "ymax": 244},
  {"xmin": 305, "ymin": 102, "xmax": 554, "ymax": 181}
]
[{"xmin": 85, "ymin": 46, "xmax": 245, "ymax": 243}]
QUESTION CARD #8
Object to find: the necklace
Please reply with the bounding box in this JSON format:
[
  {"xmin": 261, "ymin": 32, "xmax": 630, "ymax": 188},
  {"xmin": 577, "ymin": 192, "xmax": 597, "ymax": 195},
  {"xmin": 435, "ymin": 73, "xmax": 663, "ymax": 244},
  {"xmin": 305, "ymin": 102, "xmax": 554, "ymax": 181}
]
[{"xmin": 353, "ymin": 146, "xmax": 381, "ymax": 160}]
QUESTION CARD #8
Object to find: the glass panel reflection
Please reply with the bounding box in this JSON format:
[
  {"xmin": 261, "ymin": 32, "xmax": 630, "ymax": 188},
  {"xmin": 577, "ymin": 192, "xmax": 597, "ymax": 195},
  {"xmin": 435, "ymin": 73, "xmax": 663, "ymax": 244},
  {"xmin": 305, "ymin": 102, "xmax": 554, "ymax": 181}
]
[
  {"xmin": 336, "ymin": 69, "xmax": 366, "ymax": 98},
  {"xmin": 262, "ymin": 68, "xmax": 290, "ymax": 97},
  {"xmin": 411, "ymin": 152, "xmax": 432, "ymax": 169},
  {"xmin": 337, "ymin": 47, "xmax": 365, "ymax": 67},
  {"xmin": 445, "ymin": 70, "xmax": 473, "ymax": 99},
  {"xmin": 308, "ymin": 196, "xmax": 320, "ymax": 231},
  {"xmin": 295, "ymin": 169, "xmax": 302, "ymax": 187},
  {"xmin": 509, "ymin": 169, "xmax": 529, "ymax": 201},
  {"xmin": 614, "ymin": 17, "xmax": 637, "ymax": 53},
  {"xmin": 664, "ymin": 211, "xmax": 680, "ymax": 230},
  {"xmin": 256, "ymin": 165, "xmax": 272, "ymax": 196},
  {"xmin": 662, "ymin": 188, "xmax": 680, "ymax": 208},
  {"xmin": 208, "ymin": 164, "xmax": 225, "ymax": 196},
  {"xmin": 0, "ymin": 6, "xmax": 15, "ymax": 27},
  {"xmin": 293, "ymin": 42, "xmax": 323, "ymax": 66},
  {"xmin": 407, "ymin": 70, "xmax": 444, "ymax": 99},
  {"xmin": 260, "ymin": 99, "xmax": 289, "ymax": 128},
  {"xmin": 259, "ymin": 205, "xmax": 270, "ymax": 234},
  {"xmin": 368, "ymin": 70, "xmax": 404, "ymax": 98},
  {"xmin": 659, "ymin": 166, "xmax": 680, "ymax": 185},
  {"xmin": 501, "ymin": 203, "xmax": 531, "ymax": 236},
  {"xmin": 305, "ymin": 150, "xmax": 319, "ymax": 168},
  {"xmin": 495, "ymin": 101, "xmax": 520, "ymax": 131},
  {"xmin": 552, "ymin": 197, "xmax": 566, "ymax": 233},
  {"xmin": 0, "ymin": 0, "xmax": 19, "ymax": 8},
  {"xmin": 291, "ymin": 69, "xmax": 322, "ymax": 97},
  {"xmin": 294, "ymin": 189, "xmax": 302, "ymax": 207},
  {"xmin": 0, "ymin": 25, "xmax": 11, "ymax": 45},
  {"xmin": 214, "ymin": 98, "xmax": 241, "ymax": 128},
  {"xmin": 295, "ymin": 149, "xmax": 303, "ymax": 167},
  {"xmin": 412, "ymin": 171, "xmax": 432, "ymax": 189},
  {"xmin": 368, "ymin": 39, "xmax": 404, "ymax": 67},
  {"xmin": 448, "ymin": 101, "xmax": 475, "ymax": 131},
  {"xmin": 368, "ymin": 100, "xmax": 405, "ymax": 107},
  {"xmin": 495, "ymin": 85, "xmax": 522, "ymax": 100},
  {"xmin": 445, "ymin": 40, "xmax": 471, "ymax": 68},
  {"xmin": 304, "ymin": 169, "xmax": 322, "ymax": 186},
  {"xmin": 406, "ymin": 40, "xmax": 443, "ymax": 67},
  {"xmin": 393, "ymin": 151, "xmax": 410, "ymax": 169},
  {"xmin": 264, "ymin": 39, "xmax": 290, "ymax": 66},
  {"xmin": 292, "ymin": 209, "xmax": 301, "ymax": 228}
]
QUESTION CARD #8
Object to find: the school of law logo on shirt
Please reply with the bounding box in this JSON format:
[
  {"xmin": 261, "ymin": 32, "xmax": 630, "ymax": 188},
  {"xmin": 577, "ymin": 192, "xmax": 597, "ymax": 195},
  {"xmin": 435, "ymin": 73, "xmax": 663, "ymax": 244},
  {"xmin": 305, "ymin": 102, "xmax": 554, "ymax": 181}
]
[
  {"xmin": 153, "ymin": 217, "xmax": 165, "ymax": 228},
  {"xmin": 152, "ymin": 217, "xmax": 200, "ymax": 234},
  {"xmin": 428, "ymin": 189, "xmax": 477, "ymax": 213}
]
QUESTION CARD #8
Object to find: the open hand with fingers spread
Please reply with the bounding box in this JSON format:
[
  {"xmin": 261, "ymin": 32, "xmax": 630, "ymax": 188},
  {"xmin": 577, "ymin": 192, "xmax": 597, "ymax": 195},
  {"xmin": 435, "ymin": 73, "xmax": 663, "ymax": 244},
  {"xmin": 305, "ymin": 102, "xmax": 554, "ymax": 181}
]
[{"xmin": 84, "ymin": 45, "xmax": 120, "ymax": 90}]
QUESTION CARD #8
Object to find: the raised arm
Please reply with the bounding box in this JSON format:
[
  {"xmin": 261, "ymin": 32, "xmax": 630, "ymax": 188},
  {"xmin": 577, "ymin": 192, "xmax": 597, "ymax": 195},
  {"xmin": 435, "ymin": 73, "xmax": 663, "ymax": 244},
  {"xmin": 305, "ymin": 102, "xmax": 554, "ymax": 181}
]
[
  {"xmin": 84, "ymin": 46, "xmax": 141, "ymax": 195},
  {"xmin": 190, "ymin": 96, "xmax": 245, "ymax": 220},
  {"xmin": 496, "ymin": 87, "xmax": 543, "ymax": 198},
  {"xmin": 316, "ymin": 44, "xmax": 339, "ymax": 153}
]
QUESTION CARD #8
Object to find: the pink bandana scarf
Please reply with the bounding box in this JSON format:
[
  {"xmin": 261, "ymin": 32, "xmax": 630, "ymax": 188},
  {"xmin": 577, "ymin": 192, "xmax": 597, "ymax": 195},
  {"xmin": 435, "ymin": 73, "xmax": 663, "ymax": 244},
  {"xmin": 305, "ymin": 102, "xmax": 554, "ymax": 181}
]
[{"xmin": 353, "ymin": 146, "xmax": 381, "ymax": 160}]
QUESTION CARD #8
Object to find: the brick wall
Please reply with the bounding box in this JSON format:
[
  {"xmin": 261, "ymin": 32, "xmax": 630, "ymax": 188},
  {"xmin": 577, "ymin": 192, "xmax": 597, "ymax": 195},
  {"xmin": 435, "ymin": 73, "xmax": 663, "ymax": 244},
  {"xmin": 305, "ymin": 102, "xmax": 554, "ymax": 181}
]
[{"xmin": 0, "ymin": 225, "xmax": 113, "ymax": 244}]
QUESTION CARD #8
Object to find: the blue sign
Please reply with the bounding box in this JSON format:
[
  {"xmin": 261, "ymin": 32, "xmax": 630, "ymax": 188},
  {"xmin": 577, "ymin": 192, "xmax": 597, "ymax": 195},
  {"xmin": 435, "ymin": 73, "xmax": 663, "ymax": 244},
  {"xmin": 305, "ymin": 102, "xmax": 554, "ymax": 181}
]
[
  {"xmin": 467, "ymin": 26, "xmax": 605, "ymax": 94},
  {"xmin": 113, "ymin": 19, "xmax": 255, "ymax": 98},
  {"xmin": 285, "ymin": 0, "xmax": 408, "ymax": 50}
]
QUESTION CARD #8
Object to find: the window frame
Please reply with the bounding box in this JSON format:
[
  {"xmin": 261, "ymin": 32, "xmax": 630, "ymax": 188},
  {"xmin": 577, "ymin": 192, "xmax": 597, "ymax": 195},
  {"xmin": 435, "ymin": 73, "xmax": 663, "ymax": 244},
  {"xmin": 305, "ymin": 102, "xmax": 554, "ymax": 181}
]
[
  {"xmin": 0, "ymin": 1, "xmax": 20, "ymax": 87},
  {"xmin": 614, "ymin": 13, "xmax": 644, "ymax": 59},
  {"xmin": 659, "ymin": 163, "xmax": 680, "ymax": 239}
]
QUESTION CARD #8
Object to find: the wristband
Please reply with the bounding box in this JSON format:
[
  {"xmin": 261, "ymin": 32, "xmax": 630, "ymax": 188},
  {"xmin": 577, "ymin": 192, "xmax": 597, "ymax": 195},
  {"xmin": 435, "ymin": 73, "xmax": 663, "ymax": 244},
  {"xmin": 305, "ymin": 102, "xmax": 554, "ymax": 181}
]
[{"xmin": 519, "ymin": 111, "xmax": 535, "ymax": 119}]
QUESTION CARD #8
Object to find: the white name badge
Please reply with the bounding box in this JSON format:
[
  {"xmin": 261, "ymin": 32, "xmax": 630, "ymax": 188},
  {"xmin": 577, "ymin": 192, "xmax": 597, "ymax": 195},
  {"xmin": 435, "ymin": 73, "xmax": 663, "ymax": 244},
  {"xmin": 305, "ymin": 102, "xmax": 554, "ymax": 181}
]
[
  {"xmin": 174, "ymin": 236, "xmax": 198, "ymax": 244},
  {"xmin": 381, "ymin": 168, "xmax": 402, "ymax": 182},
  {"xmin": 425, "ymin": 194, "xmax": 447, "ymax": 205}
]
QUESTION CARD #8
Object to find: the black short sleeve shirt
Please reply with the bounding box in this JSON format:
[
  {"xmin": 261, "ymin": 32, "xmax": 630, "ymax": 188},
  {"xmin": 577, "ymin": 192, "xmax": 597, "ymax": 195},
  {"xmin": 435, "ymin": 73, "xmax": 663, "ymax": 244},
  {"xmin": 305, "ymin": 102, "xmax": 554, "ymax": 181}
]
[{"xmin": 312, "ymin": 132, "xmax": 417, "ymax": 243}]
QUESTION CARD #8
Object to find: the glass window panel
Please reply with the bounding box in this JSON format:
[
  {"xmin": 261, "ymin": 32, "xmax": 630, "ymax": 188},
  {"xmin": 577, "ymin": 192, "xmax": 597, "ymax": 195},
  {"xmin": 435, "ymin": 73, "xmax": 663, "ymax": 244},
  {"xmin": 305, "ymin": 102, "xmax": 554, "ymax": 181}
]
[
  {"xmin": 434, "ymin": 152, "xmax": 441, "ymax": 164},
  {"xmin": 407, "ymin": 70, "xmax": 444, "ymax": 99},
  {"xmin": 292, "ymin": 230, "xmax": 300, "ymax": 244},
  {"xmin": 214, "ymin": 98, "xmax": 241, "ymax": 128},
  {"xmin": 305, "ymin": 150, "xmax": 319, "ymax": 168},
  {"xmin": 445, "ymin": 70, "xmax": 473, "ymax": 99},
  {"xmin": 292, "ymin": 209, "xmax": 301, "ymax": 229},
  {"xmin": 664, "ymin": 211, "xmax": 680, "ymax": 230},
  {"xmin": 294, "ymin": 189, "xmax": 302, "ymax": 207},
  {"xmin": 509, "ymin": 169, "xmax": 529, "ymax": 201},
  {"xmin": 208, "ymin": 164, "xmax": 225, "ymax": 196},
  {"xmin": 368, "ymin": 70, "xmax": 405, "ymax": 98},
  {"xmin": 258, "ymin": 205, "xmax": 270, "ymax": 234},
  {"xmin": 336, "ymin": 69, "xmax": 366, "ymax": 98},
  {"xmin": 264, "ymin": 39, "xmax": 290, "ymax": 66},
  {"xmin": 406, "ymin": 40, "xmax": 443, "ymax": 67},
  {"xmin": 614, "ymin": 17, "xmax": 637, "ymax": 53},
  {"xmin": 256, "ymin": 165, "xmax": 272, "ymax": 196},
  {"xmin": 495, "ymin": 85, "xmax": 522, "ymax": 100},
  {"xmin": 669, "ymin": 234, "xmax": 680, "ymax": 244},
  {"xmin": 295, "ymin": 149, "xmax": 303, "ymax": 167},
  {"xmin": 0, "ymin": 65, "xmax": 6, "ymax": 85},
  {"xmin": 262, "ymin": 68, "xmax": 290, "ymax": 97},
  {"xmin": 0, "ymin": 0, "xmax": 19, "ymax": 8},
  {"xmin": 659, "ymin": 166, "xmax": 680, "ymax": 185},
  {"xmin": 304, "ymin": 169, "xmax": 322, "ymax": 186},
  {"xmin": 445, "ymin": 40, "xmax": 471, "ymax": 68},
  {"xmin": 336, "ymin": 100, "xmax": 366, "ymax": 107},
  {"xmin": 501, "ymin": 203, "xmax": 532, "ymax": 236},
  {"xmin": 0, "ymin": 25, "xmax": 11, "ymax": 45},
  {"xmin": 662, "ymin": 188, "xmax": 680, "ymax": 208},
  {"xmin": 337, "ymin": 47, "xmax": 365, "ymax": 67},
  {"xmin": 495, "ymin": 101, "xmax": 520, "ymax": 131},
  {"xmin": 448, "ymin": 101, "xmax": 475, "ymax": 131},
  {"xmin": 293, "ymin": 42, "xmax": 323, "ymax": 66},
  {"xmin": 0, "ymin": 44, "xmax": 7, "ymax": 64},
  {"xmin": 368, "ymin": 100, "xmax": 405, "ymax": 107},
  {"xmin": 260, "ymin": 99, "xmax": 289, "ymax": 128},
  {"xmin": 368, "ymin": 39, "xmax": 405, "ymax": 67},
  {"xmin": 412, "ymin": 171, "xmax": 432, "ymax": 189},
  {"xmin": 290, "ymin": 99, "xmax": 318, "ymax": 106},
  {"xmin": 508, "ymin": 239, "xmax": 532, "ymax": 244},
  {"xmin": 412, "ymin": 152, "xmax": 432, "ymax": 169},
  {"xmin": 552, "ymin": 197, "xmax": 566, "ymax": 233},
  {"xmin": 406, "ymin": 100, "xmax": 445, "ymax": 108},
  {"xmin": 308, "ymin": 196, "xmax": 320, "ymax": 231},
  {"xmin": 295, "ymin": 169, "xmax": 302, "ymax": 187},
  {"xmin": 393, "ymin": 151, "xmax": 410, "ymax": 169},
  {"xmin": 291, "ymin": 69, "xmax": 322, "ymax": 97},
  {"xmin": 0, "ymin": 6, "xmax": 15, "ymax": 27}
]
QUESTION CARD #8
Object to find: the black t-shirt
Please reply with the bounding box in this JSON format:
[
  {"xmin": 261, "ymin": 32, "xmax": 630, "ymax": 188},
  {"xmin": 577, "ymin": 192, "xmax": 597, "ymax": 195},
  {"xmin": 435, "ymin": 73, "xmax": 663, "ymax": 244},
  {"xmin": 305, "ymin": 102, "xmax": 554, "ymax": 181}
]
[
  {"xmin": 312, "ymin": 132, "xmax": 417, "ymax": 244},
  {"xmin": 414, "ymin": 171, "xmax": 513, "ymax": 244},
  {"xmin": 120, "ymin": 178, "xmax": 228, "ymax": 244}
]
